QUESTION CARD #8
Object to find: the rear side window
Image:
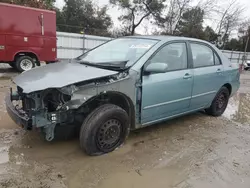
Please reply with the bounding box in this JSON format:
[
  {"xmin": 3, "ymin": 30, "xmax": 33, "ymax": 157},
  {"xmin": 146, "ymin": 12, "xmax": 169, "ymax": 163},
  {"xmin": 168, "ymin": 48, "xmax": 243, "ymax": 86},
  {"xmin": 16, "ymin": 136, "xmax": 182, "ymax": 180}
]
[
  {"xmin": 214, "ymin": 53, "xmax": 221, "ymax": 65},
  {"xmin": 190, "ymin": 43, "xmax": 221, "ymax": 68}
]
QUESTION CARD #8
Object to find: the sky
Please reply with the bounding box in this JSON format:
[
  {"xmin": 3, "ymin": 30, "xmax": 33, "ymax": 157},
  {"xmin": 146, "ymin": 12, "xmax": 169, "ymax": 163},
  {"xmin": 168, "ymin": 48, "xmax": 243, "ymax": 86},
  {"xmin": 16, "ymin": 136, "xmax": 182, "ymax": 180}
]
[{"xmin": 55, "ymin": 0, "xmax": 250, "ymax": 35}]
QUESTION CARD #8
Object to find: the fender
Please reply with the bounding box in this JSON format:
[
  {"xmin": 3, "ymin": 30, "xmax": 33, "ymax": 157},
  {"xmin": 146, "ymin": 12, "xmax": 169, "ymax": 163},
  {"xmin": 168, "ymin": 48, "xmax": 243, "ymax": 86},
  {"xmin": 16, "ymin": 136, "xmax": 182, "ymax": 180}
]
[{"xmin": 13, "ymin": 50, "xmax": 40, "ymax": 61}]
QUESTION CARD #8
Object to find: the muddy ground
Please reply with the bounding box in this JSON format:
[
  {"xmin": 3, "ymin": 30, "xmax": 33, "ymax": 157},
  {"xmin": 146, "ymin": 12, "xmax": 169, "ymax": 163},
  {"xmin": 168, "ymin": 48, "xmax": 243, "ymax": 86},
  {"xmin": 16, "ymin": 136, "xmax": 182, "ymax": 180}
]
[{"xmin": 1, "ymin": 65, "xmax": 250, "ymax": 188}]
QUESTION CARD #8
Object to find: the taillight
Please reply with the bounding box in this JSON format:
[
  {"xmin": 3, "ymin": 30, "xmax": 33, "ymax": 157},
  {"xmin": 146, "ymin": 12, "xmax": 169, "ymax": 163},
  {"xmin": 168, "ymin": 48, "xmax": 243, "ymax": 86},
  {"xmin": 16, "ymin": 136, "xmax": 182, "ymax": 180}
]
[{"xmin": 239, "ymin": 63, "xmax": 243, "ymax": 73}]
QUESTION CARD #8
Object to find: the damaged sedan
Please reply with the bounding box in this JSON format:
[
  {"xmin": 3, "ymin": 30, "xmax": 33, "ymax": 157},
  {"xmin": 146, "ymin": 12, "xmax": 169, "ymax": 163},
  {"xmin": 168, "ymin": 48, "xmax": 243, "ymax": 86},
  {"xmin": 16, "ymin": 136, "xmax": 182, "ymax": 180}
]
[{"xmin": 6, "ymin": 36, "xmax": 240, "ymax": 156}]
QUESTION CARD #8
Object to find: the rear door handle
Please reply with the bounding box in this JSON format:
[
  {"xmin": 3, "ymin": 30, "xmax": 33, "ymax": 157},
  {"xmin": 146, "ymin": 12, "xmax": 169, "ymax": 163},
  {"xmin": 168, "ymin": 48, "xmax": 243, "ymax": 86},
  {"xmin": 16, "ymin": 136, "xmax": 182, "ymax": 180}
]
[
  {"xmin": 183, "ymin": 73, "xmax": 192, "ymax": 79},
  {"xmin": 216, "ymin": 69, "xmax": 222, "ymax": 73}
]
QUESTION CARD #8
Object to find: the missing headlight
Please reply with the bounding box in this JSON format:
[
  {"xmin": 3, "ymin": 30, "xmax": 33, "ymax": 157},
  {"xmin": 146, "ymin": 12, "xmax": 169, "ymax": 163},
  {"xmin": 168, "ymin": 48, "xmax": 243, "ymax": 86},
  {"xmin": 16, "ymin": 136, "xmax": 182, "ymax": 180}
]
[{"xmin": 43, "ymin": 89, "xmax": 71, "ymax": 112}]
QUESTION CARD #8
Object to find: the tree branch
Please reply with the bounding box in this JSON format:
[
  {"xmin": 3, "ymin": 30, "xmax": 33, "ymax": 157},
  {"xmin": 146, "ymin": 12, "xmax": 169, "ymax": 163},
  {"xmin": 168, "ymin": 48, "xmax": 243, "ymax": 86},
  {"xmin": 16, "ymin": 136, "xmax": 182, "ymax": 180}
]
[
  {"xmin": 129, "ymin": 7, "xmax": 136, "ymax": 27},
  {"xmin": 134, "ymin": 12, "xmax": 151, "ymax": 28},
  {"xmin": 133, "ymin": 1, "xmax": 153, "ymax": 28},
  {"xmin": 216, "ymin": 0, "xmax": 237, "ymax": 33}
]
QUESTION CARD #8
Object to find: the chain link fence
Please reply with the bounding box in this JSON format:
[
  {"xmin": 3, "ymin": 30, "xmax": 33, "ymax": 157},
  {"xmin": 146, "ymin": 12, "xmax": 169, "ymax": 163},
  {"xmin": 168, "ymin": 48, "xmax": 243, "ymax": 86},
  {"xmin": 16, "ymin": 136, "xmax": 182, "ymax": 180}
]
[{"xmin": 221, "ymin": 50, "xmax": 250, "ymax": 64}]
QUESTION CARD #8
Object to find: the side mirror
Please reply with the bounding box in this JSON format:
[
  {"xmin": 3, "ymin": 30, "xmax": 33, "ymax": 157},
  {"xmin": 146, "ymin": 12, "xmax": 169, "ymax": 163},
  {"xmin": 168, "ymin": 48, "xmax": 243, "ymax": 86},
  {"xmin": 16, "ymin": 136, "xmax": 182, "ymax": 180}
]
[{"xmin": 144, "ymin": 63, "xmax": 168, "ymax": 74}]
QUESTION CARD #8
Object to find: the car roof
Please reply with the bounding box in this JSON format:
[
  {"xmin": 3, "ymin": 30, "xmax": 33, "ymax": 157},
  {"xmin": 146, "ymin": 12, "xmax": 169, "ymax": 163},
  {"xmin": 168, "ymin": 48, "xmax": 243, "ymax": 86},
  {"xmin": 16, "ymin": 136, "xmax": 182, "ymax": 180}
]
[{"xmin": 124, "ymin": 35, "xmax": 209, "ymax": 43}]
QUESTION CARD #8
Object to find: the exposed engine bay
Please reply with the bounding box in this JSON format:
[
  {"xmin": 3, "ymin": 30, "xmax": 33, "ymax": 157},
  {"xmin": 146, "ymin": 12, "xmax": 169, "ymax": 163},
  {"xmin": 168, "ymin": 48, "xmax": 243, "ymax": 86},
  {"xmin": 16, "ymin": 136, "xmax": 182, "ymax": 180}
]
[{"xmin": 43, "ymin": 89, "xmax": 72, "ymax": 112}]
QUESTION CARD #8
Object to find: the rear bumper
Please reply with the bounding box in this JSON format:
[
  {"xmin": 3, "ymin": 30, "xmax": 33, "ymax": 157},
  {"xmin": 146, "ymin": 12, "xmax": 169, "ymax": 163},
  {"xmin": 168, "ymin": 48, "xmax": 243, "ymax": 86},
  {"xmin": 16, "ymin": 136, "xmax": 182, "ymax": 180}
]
[{"xmin": 5, "ymin": 95, "xmax": 32, "ymax": 130}]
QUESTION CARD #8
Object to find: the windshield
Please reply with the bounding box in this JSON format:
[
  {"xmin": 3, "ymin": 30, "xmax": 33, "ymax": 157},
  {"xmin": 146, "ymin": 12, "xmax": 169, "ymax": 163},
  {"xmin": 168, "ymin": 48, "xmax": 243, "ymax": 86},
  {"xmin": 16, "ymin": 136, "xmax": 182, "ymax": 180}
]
[{"xmin": 76, "ymin": 38, "xmax": 158, "ymax": 68}]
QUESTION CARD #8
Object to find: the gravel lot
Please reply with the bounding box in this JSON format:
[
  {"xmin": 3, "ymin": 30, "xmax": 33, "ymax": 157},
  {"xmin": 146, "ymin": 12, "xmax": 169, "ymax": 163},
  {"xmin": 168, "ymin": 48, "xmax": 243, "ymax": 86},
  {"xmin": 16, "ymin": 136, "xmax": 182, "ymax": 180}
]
[{"xmin": 1, "ymin": 64, "xmax": 250, "ymax": 188}]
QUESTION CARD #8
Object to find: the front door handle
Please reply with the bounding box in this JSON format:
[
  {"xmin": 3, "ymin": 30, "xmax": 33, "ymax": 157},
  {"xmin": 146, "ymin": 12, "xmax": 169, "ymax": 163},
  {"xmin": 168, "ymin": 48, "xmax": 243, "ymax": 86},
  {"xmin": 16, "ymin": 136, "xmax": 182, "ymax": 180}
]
[{"xmin": 183, "ymin": 73, "xmax": 192, "ymax": 79}]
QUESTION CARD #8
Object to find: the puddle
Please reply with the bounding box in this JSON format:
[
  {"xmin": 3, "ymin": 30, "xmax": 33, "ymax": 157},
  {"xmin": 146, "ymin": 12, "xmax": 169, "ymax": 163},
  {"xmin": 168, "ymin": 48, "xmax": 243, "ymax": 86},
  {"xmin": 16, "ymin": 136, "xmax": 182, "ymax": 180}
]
[
  {"xmin": 0, "ymin": 146, "xmax": 9, "ymax": 164},
  {"xmin": 224, "ymin": 93, "xmax": 250, "ymax": 124},
  {"xmin": 0, "ymin": 76, "xmax": 11, "ymax": 80},
  {"xmin": 97, "ymin": 168, "xmax": 185, "ymax": 188}
]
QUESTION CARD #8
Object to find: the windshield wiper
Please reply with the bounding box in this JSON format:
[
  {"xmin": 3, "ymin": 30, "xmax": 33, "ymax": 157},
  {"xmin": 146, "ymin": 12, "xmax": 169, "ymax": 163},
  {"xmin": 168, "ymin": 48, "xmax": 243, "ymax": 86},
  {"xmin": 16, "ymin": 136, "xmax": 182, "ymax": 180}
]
[
  {"xmin": 97, "ymin": 61, "xmax": 128, "ymax": 67},
  {"xmin": 79, "ymin": 60, "xmax": 129, "ymax": 71}
]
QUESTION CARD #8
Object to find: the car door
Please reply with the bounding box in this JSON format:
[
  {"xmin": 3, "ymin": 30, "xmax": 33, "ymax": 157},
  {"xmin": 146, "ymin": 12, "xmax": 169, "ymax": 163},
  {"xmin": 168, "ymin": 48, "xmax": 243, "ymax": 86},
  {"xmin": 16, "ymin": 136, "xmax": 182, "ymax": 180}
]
[
  {"xmin": 141, "ymin": 41, "xmax": 193, "ymax": 124},
  {"xmin": 188, "ymin": 42, "xmax": 226, "ymax": 110}
]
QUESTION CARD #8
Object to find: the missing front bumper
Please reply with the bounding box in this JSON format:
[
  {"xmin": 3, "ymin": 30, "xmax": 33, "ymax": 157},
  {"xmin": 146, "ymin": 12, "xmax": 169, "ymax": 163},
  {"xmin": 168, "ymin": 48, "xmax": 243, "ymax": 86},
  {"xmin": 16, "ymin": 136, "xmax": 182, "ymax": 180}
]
[{"xmin": 5, "ymin": 95, "xmax": 32, "ymax": 130}]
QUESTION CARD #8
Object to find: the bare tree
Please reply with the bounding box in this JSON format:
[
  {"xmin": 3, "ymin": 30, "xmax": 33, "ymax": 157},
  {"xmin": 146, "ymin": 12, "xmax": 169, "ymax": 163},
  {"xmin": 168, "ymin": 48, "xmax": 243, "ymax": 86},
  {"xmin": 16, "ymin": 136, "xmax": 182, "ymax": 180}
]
[
  {"xmin": 195, "ymin": 0, "xmax": 218, "ymax": 14},
  {"xmin": 215, "ymin": 0, "xmax": 245, "ymax": 47},
  {"xmin": 155, "ymin": 0, "xmax": 192, "ymax": 34},
  {"xmin": 110, "ymin": 0, "xmax": 165, "ymax": 35},
  {"xmin": 155, "ymin": 0, "xmax": 218, "ymax": 35}
]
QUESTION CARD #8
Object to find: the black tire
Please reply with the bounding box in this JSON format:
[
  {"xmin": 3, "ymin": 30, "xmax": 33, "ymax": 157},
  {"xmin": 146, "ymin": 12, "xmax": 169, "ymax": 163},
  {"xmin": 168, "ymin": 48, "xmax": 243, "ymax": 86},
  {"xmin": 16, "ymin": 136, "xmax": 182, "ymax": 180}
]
[
  {"xmin": 80, "ymin": 104, "xmax": 130, "ymax": 156},
  {"xmin": 205, "ymin": 86, "xmax": 230, "ymax": 117},
  {"xmin": 15, "ymin": 56, "xmax": 35, "ymax": 72},
  {"xmin": 8, "ymin": 62, "xmax": 16, "ymax": 68},
  {"xmin": 244, "ymin": 67, "xmax": 249, "ymax": 71}
]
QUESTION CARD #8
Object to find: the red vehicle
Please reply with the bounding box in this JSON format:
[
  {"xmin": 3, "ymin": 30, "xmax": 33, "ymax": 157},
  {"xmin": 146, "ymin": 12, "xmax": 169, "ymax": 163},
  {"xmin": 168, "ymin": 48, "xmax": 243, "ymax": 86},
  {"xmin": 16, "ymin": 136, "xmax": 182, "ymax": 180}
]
[{"xmin": 0, "ymin": 3, "xmax": 57, "ymax": 72}]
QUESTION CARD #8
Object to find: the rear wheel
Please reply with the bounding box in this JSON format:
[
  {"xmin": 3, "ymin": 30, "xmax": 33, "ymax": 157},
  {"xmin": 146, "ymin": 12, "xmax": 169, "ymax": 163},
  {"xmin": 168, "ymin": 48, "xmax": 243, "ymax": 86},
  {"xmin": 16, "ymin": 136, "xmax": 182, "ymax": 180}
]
[
  {"xmin": 205, "ymin": 86, "xmax": 230, "ymax": 117},
  {"xmin": 79, "ymin": 104, "xmax": 130, "ymax": 156},
  {"xmin": 15, "ymin": 56, "xmax": 35, "ymax": 72}
]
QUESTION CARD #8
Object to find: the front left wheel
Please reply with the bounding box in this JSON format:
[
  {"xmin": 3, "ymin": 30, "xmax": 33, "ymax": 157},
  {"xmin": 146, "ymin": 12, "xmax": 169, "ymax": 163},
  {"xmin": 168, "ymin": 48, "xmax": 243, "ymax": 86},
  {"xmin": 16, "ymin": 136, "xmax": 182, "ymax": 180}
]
[{"xmin": 79, "ymin": 104, "xmax": 130, "ymax": 156}]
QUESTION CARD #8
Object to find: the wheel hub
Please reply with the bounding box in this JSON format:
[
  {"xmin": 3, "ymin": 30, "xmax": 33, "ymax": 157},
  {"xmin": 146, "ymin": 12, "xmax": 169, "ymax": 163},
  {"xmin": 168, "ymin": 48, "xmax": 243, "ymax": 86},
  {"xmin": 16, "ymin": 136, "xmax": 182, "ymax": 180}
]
[
  {"xmin": 97, "ymin": 119, "xmax": 122, "ymax": 150},
  {"xmin": 216, "ymin": 92, "xmax": 226, "ymax": 110},
  {"xmin": 20, "ymin": 59, "xmax": 33, "ymax": 71}
]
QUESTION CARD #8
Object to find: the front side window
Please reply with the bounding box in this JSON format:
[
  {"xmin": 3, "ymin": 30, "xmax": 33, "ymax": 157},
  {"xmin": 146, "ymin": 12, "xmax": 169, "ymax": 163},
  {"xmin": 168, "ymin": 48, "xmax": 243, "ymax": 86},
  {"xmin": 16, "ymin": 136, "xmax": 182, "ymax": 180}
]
[
  {"xmin": 190, "ymin": 43, "xmax": 220, "ymax": 68},
  {"xmin": 148, "ymin": 42, "xmax": 188, "ymax": 71},
  {"xmin": 75, "ymin": 38, "xmax": 158, "ymax": 68}
]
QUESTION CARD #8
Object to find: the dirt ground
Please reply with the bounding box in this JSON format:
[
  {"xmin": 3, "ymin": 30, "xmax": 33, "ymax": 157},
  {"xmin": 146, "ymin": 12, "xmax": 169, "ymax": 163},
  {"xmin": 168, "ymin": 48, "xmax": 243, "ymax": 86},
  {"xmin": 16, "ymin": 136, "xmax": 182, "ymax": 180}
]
[{"xmin": 1, "ymin": 65, "xmax": 250, "ymax": 188}]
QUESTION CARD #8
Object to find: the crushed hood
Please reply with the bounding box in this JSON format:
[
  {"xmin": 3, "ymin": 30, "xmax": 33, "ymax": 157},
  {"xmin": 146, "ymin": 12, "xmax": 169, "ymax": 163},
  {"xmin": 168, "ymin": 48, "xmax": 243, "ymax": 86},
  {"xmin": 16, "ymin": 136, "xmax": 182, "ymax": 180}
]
[{"xmin": 13, "ymin": 61, "xmax": 118, "ymax": 93}]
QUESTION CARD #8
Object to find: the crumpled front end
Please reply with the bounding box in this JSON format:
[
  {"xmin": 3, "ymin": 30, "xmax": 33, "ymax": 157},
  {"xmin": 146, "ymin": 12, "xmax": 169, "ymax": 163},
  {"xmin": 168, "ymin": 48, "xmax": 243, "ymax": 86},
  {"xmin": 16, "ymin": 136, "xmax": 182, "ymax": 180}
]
[
  {"xmin": 5, "ymin": 85, "xmax": 74, "ymax": 141},
  {"xmin": 6, "ymin": 69, "xmax": 139, "ymax": 142}
]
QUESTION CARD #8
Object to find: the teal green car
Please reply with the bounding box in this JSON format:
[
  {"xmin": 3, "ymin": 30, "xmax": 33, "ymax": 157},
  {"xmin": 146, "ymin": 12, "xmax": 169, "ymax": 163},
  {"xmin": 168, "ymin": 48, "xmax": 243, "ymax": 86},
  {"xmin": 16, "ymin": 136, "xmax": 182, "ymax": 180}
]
[{"xmin": 6, "ymin": 36, "xmax": 240, "ymax": 156}]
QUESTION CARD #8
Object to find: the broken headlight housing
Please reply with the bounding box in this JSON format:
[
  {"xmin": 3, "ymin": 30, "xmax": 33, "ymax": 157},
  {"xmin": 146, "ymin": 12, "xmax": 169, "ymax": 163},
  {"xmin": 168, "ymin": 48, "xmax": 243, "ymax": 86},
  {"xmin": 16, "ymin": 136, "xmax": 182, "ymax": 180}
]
[{"xmin": 43, "ymin": 89, "xmax": 72, "ymax": 112}]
